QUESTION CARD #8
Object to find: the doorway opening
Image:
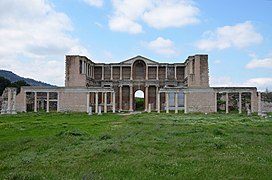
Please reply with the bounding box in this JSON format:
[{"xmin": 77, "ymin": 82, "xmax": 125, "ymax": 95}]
[{"xmin": 135, "ymin": 90, "xmax": 144, "ymax": 111}]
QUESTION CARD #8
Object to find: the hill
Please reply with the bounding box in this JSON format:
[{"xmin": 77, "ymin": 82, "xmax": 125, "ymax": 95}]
[{"xmin": 0, "ymin": 70, "xmax": 52, "ymax": 86}]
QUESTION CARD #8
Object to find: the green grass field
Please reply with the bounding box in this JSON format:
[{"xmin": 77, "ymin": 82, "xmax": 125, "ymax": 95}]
[{"xmin": 1, "ymin": 112, "xmax": 272, "ymax": 179}]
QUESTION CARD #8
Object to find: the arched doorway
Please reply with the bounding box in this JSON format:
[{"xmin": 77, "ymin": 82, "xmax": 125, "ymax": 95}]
[{"xmin": 135, "ymin": 90, "xmax": 144, "ymax": 111}]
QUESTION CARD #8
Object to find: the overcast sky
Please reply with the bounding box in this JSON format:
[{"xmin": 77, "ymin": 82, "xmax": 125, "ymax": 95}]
[{"xmin": 0, "ymin": 0, "xmax": 272, "ymax": 90}]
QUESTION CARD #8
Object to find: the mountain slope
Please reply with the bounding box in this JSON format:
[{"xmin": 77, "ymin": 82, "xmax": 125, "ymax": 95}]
[{"xmin": 0, "ymin": 70, "xmax": 52, "ymax": 86}]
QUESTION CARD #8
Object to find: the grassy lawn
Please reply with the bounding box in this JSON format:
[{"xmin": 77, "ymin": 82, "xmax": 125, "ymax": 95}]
[{"xmin": 0, "ymin": 112, "xmax": 272, "ymax": 179}]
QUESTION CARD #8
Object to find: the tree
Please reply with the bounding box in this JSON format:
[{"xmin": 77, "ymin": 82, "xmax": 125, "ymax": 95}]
[
  {"xmin": 0, "ymin": 76, "xmax": 11, "ymax": 96},
  {"xmin": 262, "ymin": 89, "xmax": 272, "ymax": 103},
  {"xmin": 10, "ymin": 80, "xmax": 30, "ymax": 94},
  {"xmin": 0, "ymin": 77, "xmax": 30, "ymax": 95}
]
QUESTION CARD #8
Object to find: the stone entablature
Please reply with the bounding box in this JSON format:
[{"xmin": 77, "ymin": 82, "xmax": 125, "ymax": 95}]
[{"xmin": 0, "ymin": 87, "xmax": 17, "ymax": 114}]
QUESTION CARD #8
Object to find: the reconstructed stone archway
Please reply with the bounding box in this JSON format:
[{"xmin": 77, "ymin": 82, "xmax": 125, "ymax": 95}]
[{"xmin": 134, "ymin": 89, "xmax": 144, "ymax": 111}]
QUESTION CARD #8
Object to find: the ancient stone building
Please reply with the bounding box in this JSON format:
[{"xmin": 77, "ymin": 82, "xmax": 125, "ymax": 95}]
[{"xmin": 8, "ymin": 54, "xmax": 261, "ymax": 114}]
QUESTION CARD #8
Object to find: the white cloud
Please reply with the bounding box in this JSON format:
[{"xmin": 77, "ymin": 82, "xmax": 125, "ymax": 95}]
[
  {"xmin": 109, "ymin": 16, "xmax": 142, "ymax": 34},
  {"xmin": 210, "ymin": 76, "xmax": 237, "ymax": 87},
  {"xmin": 244, "ymin": 78, "xmax": 272, "ymax": 91},
  {"xmin": 0, "ymin": 0, "xmax": 89, "ymax": 86},
  {"xmin": 210, "ymin": 76, "xmax": 272, "ymax": 91},
  {"xmin": 147, "ymin": 37, "xmax": 177, "ymax": 55},
  {"xmin": 246, "ymin": 57, "xmax": 272, "ymax": 69},
  {"xmin": 196, "ymin": 21, "xmax": 263, "ymax": 51},
  {"xmin": 142, "ymin": 1, "xmax": 199, "ymax": 29},
  {"xmin": 83, "ymin": 0, "xmax": 104, "ymax": 7},
  {"xmin": 213, "ymin": 60, "xmax": 221, "ymax": 64},
  {"xmin": 109, "ymin": 0, "xmax": 199, "ymax": 33}
]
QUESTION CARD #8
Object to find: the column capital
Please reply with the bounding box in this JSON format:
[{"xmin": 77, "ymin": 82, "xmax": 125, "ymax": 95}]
[{"xmin": 145, "ymin": 84, "xmax": 149, "ymax": 87}]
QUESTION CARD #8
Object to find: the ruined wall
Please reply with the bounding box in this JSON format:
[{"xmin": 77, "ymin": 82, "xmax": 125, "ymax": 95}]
[
  {"xmin": 167, "ymin": 66, "xmax": 175, "ymax": 80},
  {"xmin": 148, "ymin": 67, "xmax": 156, "ymax": 80},
  {"xmin": 65, "ymin": 56, "xmax": 87, "ymax": 87},
  {"xmin": 186, "ymin": 89, "xmax": 215, "ymax": 113},
  {"xmin": 122, "ymin": 86, "xmax": 130, "ymax": 110},
  {"xmin": 59, "ymin": 91, "xmax": 87, "ymax": 112},
  {"xmin": 186, "ymin": 55, "xmax": 209, "ymax": 88},
  {"xmin": 113, "ymin": 67, "xmax": 120, "ymax": 80},
  {"xmin": 176, "ymin": 67, "xmax": 185, "ymax": 80},
  {"xmin": 94, "ymin": 67, "xmax": 102, "ymax": 80},
  {"xmin": 251, "ymin": 90, "xmax": 258, "ymax": 112},
  {"xmin": 148, "ymin": 86, "xmax": 156, "ymax": 110},
  {"xmin": 104, "ymin": 65, "xmax": 111, "ymax": 80},
  {"xmin": 16, "ymin": 90, "xmax": 25, "ymax": 112},
  {"xmin": 261, "ymin": 102, "xmax": 272, "ymax": 112},
  {"xmin": 158, "ymin": 66, "xmax": 166, "ymax": 80},
  {"xmin": 122, "ymin": 67, "xmax": 131, "ymax": 80}
]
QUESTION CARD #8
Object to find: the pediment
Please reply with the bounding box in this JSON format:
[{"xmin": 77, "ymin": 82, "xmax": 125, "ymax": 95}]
[{"xmin": 120, "ymin": 55, "xmax": 159, "ymax": 65}]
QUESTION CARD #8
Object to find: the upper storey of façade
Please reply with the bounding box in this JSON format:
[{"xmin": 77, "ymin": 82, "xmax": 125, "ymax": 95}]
[{"xmin": 65, "ymin": 55, "xmax": 209, "ymax": 88}]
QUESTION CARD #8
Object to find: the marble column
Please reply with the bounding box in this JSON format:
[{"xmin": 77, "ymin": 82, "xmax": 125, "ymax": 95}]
[
  {"xmin": 239, "ymin": 92, "xmax": 242, "ymax": 114},
  {"xmin": 165, "ymin": 92, "xmax": 169, "ymax": 113},
  {"xmin": 156, "ymin": 65, "xmax": 159, "ymax": 80},
  {"xmin": 145, "ymin": 85, "xmax": 149, "ymax": 111},
  {"xmin": 129, "ymin": 85, "xmax": 133, "ymax": 112},
  {"xmin": 250, "ymin": 91, "xmax": 254, "ymax": 113},
  {"xmin": 86, "ymin": 92, "xmax": 90, "ymax": 113},
  {"xmin": 104, "ymin": 92, "xmax": 107, "ymax": 113},
  {"xmin": 6, "ymin": 89, "xmax": 12, "ymax": 114},
  {"xmin": 175, "ymin": 92, "xmax": 178, "ymax": 114},
  {"xmin": 82, "ymin": 61, "xmax": 85, "ymax": 74},
  {"xmin": 112, "ymin": 92, "xmax": 116, "ymax": 113},
  {"xmin": 130, "ymin": 65, "xmax": 133, "ymax": 80},
  {"xmin": 11, "ymin": 89, "xmax": 17, "ymax": 114},
  {"xmin": 226, "ymin": 92, "xmax": 229, "ymax": 114},
  {"xmin": 157, "ymin": 92, "xmax": 160, "ymax": 113},
  {"xmin": 95, "ymin": 92, "xmax": 98, "ymax": 113},
  {"xmin": 87, "ymin": 64, "xmax": 89, "ymax": 76},
  {"xmin": 34, "ymin": 92, "xmax": 37, "ymax": 112},
  {"xmin": 119, "ymin": 85, "xmax": 123, "ymax": 111},
  {"xmin": 120, "ymin": 66, "xmax": 122, "ymax": 80},
  {"xmin": 145, "ymin": 66, "xmax": 148, "ymax": 80},
  {"xmin": 184, "ymin": 92, "xmax": 188, "ymax": 114},
  {"xmin": 258, "ymin": 92, "xmax": 261, "ymax": 115},
  {"xmin": 156, "ymin": 86, "xmax": 159, "ymax": 111},
  {"xmin": 46, "ymin": 92, "xmax": 50, "ymax": 113}
]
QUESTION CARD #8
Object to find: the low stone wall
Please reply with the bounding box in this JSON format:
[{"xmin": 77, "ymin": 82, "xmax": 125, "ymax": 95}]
[
  {"xmin": 186, "ymin": 90, "xmax": 216, "ymax": 113},
  {"xmin": 261, "ymin": 101, "xmax": 272, "ymax": 112},
  {"xmin": 59, "ymin": 91, "xmax": 87, "ymax": 112}
]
